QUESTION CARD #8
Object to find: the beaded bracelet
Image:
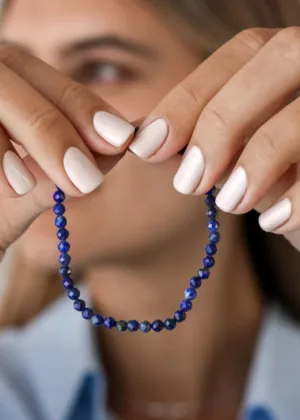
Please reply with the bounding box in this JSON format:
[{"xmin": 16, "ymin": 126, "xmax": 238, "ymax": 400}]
[{"xmin": 53, "ymin": 186, "xmax": 219, "ymax": 333}]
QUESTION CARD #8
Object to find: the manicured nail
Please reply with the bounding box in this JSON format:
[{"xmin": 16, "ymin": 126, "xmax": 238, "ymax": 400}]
[
  {"xmin": 173, "ymin": 146, "xmax": 205, "ymax": 194},
  {"xmin": 216, "ymin": 166, "xmax": 247, "ymax": 212},
  {"xmin": 3, "ymin": 151, "xmax": 36, "ymax": 195},
  {"xmin": 93, "ymin": 111, "xmax": 135, "ymax": 147},
  {"xmin": 64, "ymin": 147, "xmax": 104, "ymax": 193},
  {"xmin": 129, "ymin": 119, "xmax": 168, "ymax": 158},
  {"xmin": 259, "ymin": 198, "xmax": 292, "ymax": 232}
]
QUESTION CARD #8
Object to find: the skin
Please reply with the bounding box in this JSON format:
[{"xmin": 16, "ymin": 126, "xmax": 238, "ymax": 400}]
[{"xmin": 1, "ymin": 0, "xmax": 300, "ymax": 419}]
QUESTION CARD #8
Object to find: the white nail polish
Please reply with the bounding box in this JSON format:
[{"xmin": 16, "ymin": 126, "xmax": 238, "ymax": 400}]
[
  {"xmin": 64, "ymin": 147, "xmax": 104, "ymax": 193},
  {"xmin": 173, "ymin": 146, "xmax": 205, "ymax": 194},
  {"xmin": 93, "ymin": 111, "xmax": 135, "ymax": 147},
  {"xmin": 215, "ymin": 167, "xmax": 248, "ymax": 212},
  {"xmin": 3, "ymin": 151, "xmax": 36, "ymax": 195},
  {"xmin": 129, "ymin": 119, "xmax": 168, "ymax": 158},
  {"xmin": 259, "ymin": 198, "xmax": 292, "ymax": 232}
]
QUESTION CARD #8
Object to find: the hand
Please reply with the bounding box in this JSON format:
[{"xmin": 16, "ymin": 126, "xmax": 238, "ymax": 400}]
[
  {"xmin": 129, "ymin": 27, "xmax": 300, "ymax": 250},
  {"xmin": 0, "ymin": 44, "xmax": 134, "ymax": 259}
]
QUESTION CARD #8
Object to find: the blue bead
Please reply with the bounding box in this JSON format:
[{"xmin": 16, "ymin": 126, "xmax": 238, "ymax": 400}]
[
  {"xmin": 127, "ymin": 320, "xmax": 139, "ymax": 332},
  {"xmin": 58, "ymin": 240, "xmax": 70, "ymax": 253},
  {"xmin": 59, "ymin": 266, "xmax": 71, "ymax": 277},
  {"xmin": 140, "ymin": 321, "xmax": 151, "ymax": 333},
  {"xmin": 198, "ymin": 268, "xmax": 210, "ymax": 279},
  {"xmin": 59, "ymin": 253, "xmax": 71, "ymax": 266},
  {"xmin": 82, "ymin": 308, "xmax": 93, "ymax": 320},
  {"xmin": 190, "ymin": 276, "xmax": 202, "ymax": 288},
  {"xmin": 165, "ymin": 318, "xmax": 176, "ymax": 330},
  {"xmin": 208, "ymin": 220, "xmax": 219, "ymax": 232},
  {"xmin": 53, "ymin": 190, "xmax": 65, "ymax": 203},
  {"xmin": 184, "ymin": 288, "xmax": 197, "ymax": 300},
  {"xmin": 73, "ymin": 299, "xmax": 85, "ymax": 311},
  {"xmin": 55, "ymin": 216, "xmax": 67, "ymax": 228},
  {"xmin": 57, "ymin": 228, "xmax": 69, "ymax": 241},
  {"xmin": 68, "ymin": 288, "xmax": 80, "ymax": 300},
  {"xmin": 53, "ymin": 204, "xmax": 65, "ymax": 216},
  {"xmin": 205, "ymin": 195, "xmax": 216, "ymax": 207},
  {"xmin": 203, "ymin": 256, "xmax": 215, "ymax": 268},
  {"xmin": 104, "ymin": 317, "xmax": 116, "ymax": 329},
  {"xmin": 152, "ymin": 320, "xmax": 164, "ymax": 332},
  {"xmin": 209, "ymin": 232, "xmax": 220, "ymax": 244},
  {"xmin": 206, "ymin": 208, "xmax": 217, "ymax": 219},
  {"xmin": 180, "ymin": 299, "xmax": 193, "ymax": 312},
  {"xmin": 62, "ymin": 277, "xmax": 74, "ymax": 289},
  {"xmin": 174, "ymin": 310, "xmax": 186, "ymax": 323},
  {"xmin": 91, "ymin": 314, "xmax": 104, "ymax": 326},
  {"xmin": 116, "ymin": 320, "xmax": 128, "ymax": 332},
  {"xmin": 205, "ymin": 243, "xmax": 217, "ymax": 255},
  {"xmin": 206, "ymin": 187, "xmax": 216, "ymax": 195}
]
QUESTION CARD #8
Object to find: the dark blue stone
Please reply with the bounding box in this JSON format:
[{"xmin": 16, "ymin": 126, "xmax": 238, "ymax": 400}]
[
  {"xmin": 180, "ymin": 299, "xmax": 193, "ymax": 312},
  {"xmin": 209, "ymin": 232, "xmax": 220, "ymax": 244},
  {"xmin": 57, "ymin": 228, "xmax": 69, "ymax": 241},
  {"xmin": 55, "ymin": 216, "xmax": 67, "ymax": 228},
  {"xmin": 127, "ymin": 320, "xmax": 139, "ymax": 332},
  {"xmin": 59, "ymin": 266, "xmax": 71, "ymax": 277},
  {"xmin": 73, "ymin": 299, "xmax": 85, "ymax": 311},
  {"xmin": 58, "ymin": 240, "xmax": 70, "ymax": 253},
  {"xmin": 206, "ymin": 208, "xmax": 217, "ymax": 218},
  {"xmin": 165, "ymin": 318, "xmax": 176, "ymax": 331},
  {"xmin": 62, "ymin": 277, "xmax": 74, "ymax": 289},
  {"xmin": 205, "ymin": 187, "xmax": 216, "ymax": 195},
  {"xmin": 198, "ymin": 268, "xmax": 210, "ymax": 279},
  {"xmin": 53, "ymin": 190, "xmax": 65, "ymax": 203},
  {"xmin": 139, "ymin": 321, "xmax": 151, "ymax": 333},
  {"xmin": 116, "ymin": 320, "xmax": 128, "ymax": 332},
  {"xmin": 104, "ymin": 317, "xmax": 116, "ymax": 329},
  {"xmin": 184, "ymin": 288, "xmax": 197, "ymax": 300},
  {"xmin": 205, "ymin": 195, "xmax": 216, "ymax": 207},
  {"xmin": 174, "ymin": 310, "xmax": 186, "ymax": 323},
  {"xmin": 82, "ymin": 308, "xmax": 94, "ymax": 320},
  {"xmin": 53, "ymin": 204, "xmax": 65, "ymax": 216},
  {"xmin": 91, "ymin": 314, "xmax": 104, "ymax": 326},
  {"xmin": 152, "ymin": 320, "xmax": 164, "ymax": 332},
  {"xmin": 205, "ymin": 243, "xmax": 217, "ymax": 255},
  {"xmin": 243, "ymin": 406, "xmax": 275, "ymax": 420},
  {"xmin": 59, "ymin": 253, "xmax": 71, "ymax": 266},
  {"xmin": 208, "ymin": 220, "xmax": 219, "ymax": 232},
  {"xmin": 203, "ymin": 256, "xmax": 215, "ymax": 268},
  {"xmin": 190, "ymin": 276, "xmax": 202, "ymax": 288},
  {"xmin": 68, "ymin": 288, "xmax": 80, "ymax": 300}
]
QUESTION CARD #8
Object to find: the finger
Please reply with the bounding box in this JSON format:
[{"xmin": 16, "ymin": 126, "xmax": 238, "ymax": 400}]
[
  {"xmin": 0, "ymin": 44, "xmax": 135, "ymax": 154},
  {"xmin": 129, "ymin": 28, "xmax": 279, "ymax": 162}
]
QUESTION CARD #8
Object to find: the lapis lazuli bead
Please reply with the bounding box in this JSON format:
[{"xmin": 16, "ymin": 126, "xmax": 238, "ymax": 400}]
[
  {"xmin": 68, "ymin": 288, "xmax": 80, "ymax": 300},
  {"xmin": 62, "ymin": 277, "xmax": 74, "ymax": 290},
  {"xmin": 53, "ymin": 204, "xmax": 65, "ymax": 216},
  {"xmin": 58, "ymin": 240, "xmax": 70, "ymax": 253},
  {"xmin": 104, "ymin": 317, "xmax": 116, "ymax": 329},
  {"xmin": 53, "ymin": 190, "xmax": 65, "ymax": 203},
  {"xmin": 206, "ymin": 187, "xmax": 216, "ymax": 195},
  {"xmin": 205, "ymin": 195, "xmax": 215, "ymax": 207},
  {"xmin": 55, "ymin": 216, "xmax": 67, "ymax": 228},
  {"xmin": 116, "ymin": 320, "xmax": 128, "ymax": 332},
  {"xmin": 198, "ymin": 268, "xmax": 210, "ymax": 279},
  {"xmin": 206, "ymin": 208, "xmax": 217, "ymax": 219},
  {"xmin": 140, "ymin": 321, "xmax": 151, "ymax": 333},
  {"xmin": 208, "ymin": 220, "xmax": 219, "ymax": 232},
  {"xmin": 59, "ymin": 266, "xmax": 71, "ymax": 277},
  {"xmin": 73, "ymin": 299, "xmax": 85, "ymax": 311},
  {"xmin": 127, "ymin": 320, "xmax": 139, "ymax": 332},
  {"xmin": 91, "ymin": 314, "xmax": 104, "ymax": 326},
  {"xmin": 57, "ymin": 228, "xmax": 69, "ymax": 241},
  {"xmin": 152, "ymin": 320, "xmax": 164, "ymax": 332},
  {"xmin": 180, "ymin": 299, "xmax": 193, "ymax": 312},
  {"xmin": 205, "ymin": 243, "xmax": 217, "ymax": 256},
  {"xmin": 203, "ymin": 256, "xmax": 215, "ymax": 268},
  {"xmin": 190, "ymin": 276, "xmax": 202, "ymax": 288},
  {"xmin": 165, "ymin": 318, "xmax": 176, "ymax": 330},
  {"xmin": 174, "ymin": 310, "xmax": 186, "ymax": 323},
  {"xmin": 82, "ymin": 308, "xmax": 94, "ymax": 320},
  {"xmin": 209, "ymin": 232, "xmax": 220, "ymax": 244},
  {"xmin": 184, "ymin": 288, "xmax": 197, "ymax": 300},
  {"xmin": 59, "ymin": 253, "xmax": 71, "ymax": 266}
]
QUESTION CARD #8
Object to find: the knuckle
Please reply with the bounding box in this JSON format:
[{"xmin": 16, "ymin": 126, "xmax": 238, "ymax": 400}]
[
  {"xmin": 273, "ymin": 27, "xmax": 300, "ymax": 65},
  {"xmin": 26, "ymin": 105, "xmax": 63, "ymax": 135},
  {"xmin": 178, "ymin": 81, "xmax": 202, "ymax": 109},
  {"xmin": 56, "ymin": 82, "xmax": 85, "ymax": 109},
  {"xmin": 201, "ymin": 103, "xmax": 230, "ymax": 134},
  {"xmin": 0, "ymin": 43, "xmax": 25, "ymax": 66},
  {"xmin": 255, "ymin": 128, "xmax": 279, "ymax": 160},
  {"xmin": 235, "ymin": 28, "xmax": 271, "ymax": 53}
]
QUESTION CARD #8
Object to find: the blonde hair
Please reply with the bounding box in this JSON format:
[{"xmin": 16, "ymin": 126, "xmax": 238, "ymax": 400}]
[{"xmin": 0, "ymin": 0, "xmax": 299, "ymax": 327}]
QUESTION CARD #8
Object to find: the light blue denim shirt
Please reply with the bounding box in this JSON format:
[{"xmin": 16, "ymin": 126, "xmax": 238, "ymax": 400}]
[{"xmin": 0, "ymin": 291, "xmax": 299, "ymax": 420}]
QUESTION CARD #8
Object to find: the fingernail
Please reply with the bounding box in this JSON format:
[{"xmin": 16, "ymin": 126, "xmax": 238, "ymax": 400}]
[
  {"xmin": 93, "ymin": 111, "xmax": 135, "ymax": 147},
  {"xmin": 129, "ymin": 119, "xmax": 168, "ymax": 158},
  {"xmin": 216, "ymin": 166, "xmax": 248, "ymax": 212},
  {"xmin": 3, "ymin": 151, "xmax": 36, "ymax": 195},
  {"xmin": 64, "ymin": 147, "xmax": 104, "ymax": 193},
  {"xmin": 259, "ymin": 198, "xmax": 292, "ymax": 232},
  {"xmin": 173, "ymin": 146, "xmax": 205, "ymax": 194}
]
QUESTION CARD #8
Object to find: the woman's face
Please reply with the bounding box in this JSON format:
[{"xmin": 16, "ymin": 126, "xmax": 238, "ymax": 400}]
[{"xmin": 1, "ymin": 0, "xmax": 203, "ymax": 268}]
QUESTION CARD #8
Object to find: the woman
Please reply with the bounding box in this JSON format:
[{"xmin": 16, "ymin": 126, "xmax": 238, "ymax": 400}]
[{"xmin": 0, "ymin": 0, "xmax": 300, "ymax": 419}]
